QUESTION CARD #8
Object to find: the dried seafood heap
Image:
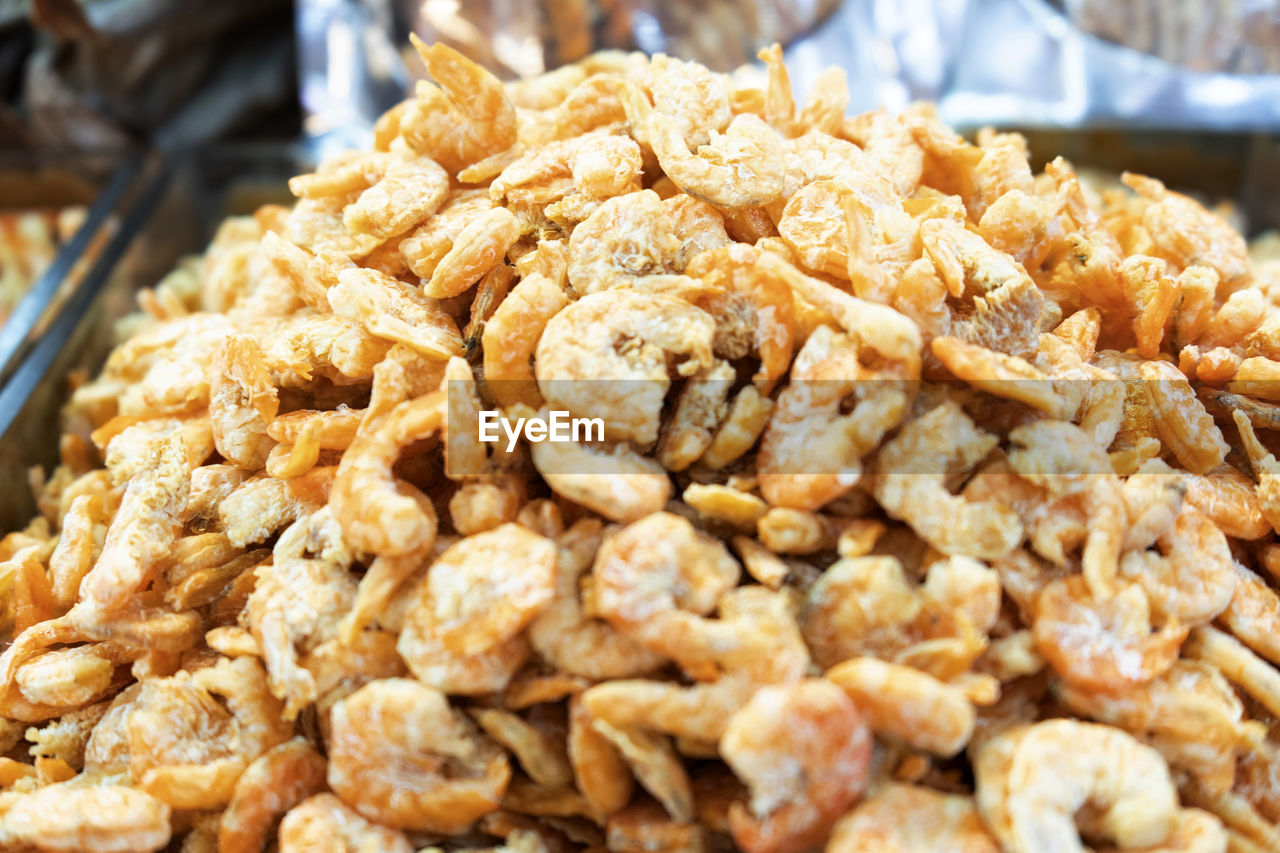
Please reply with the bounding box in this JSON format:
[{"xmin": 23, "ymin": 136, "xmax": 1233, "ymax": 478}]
[{"xmin": 3, "ymin": 36, "xmax": 1280, "ymax": 853}]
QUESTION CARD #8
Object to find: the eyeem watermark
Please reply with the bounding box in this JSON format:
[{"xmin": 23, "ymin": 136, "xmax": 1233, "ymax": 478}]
[{"xmin": 478, "ymin": 410, "xmax": 604, "ymax": 452}]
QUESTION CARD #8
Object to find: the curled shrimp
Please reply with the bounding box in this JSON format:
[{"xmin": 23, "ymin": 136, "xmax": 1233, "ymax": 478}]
[
  {"xmin": 648, "ymin": 112, "xmax": 784, "ymax": 209},
  {"xmin": 686, "ymin": 244, "xmax": 797, "ymax": 390},
  {"xmin": 581, "ymin": 587, "xmax": 811, "ymax": 742},
  {"xmin": 397, "ymin": 523, "xmax": 555, "ymax": 694},
  {"xmin": 974, "ymin": 719, "xmax": 1180, "ymax": 853},
  {"xmin": 528, "ymin": 518, "xmax": 666, "ymax": 680},
  {"xmin": 246, "ymin": 556, "xmax": 357, "ymax": 717},
  {"xmin": 721, "ymin": 679, "xmax": 872, "ymax": 853},
  {"xmin": 529, "ymin": 426, "xmax": 672, "ymax": 523},
  {"xmin": 491, "ymin": 131, "xmax": 643, "ymax": 203},
  {"xmin": 0, "ymin": 784, "xmax": 171, "ymax": 853},
  {"xmin": 1118, "ymin": 503, "xmax": 1236, "ymax": 627},
  {"xmin": 278, "ymin": 793, "xmax": 413, "ymax": 853},
  {"xmin": 330, "ymin": 391, "xmax": 442, "ymax": 556},
  {"xmin": 872, "ymin": 401, "xmax": 1022, "ymax": 560},
  {"xmin": 593, "ymin": 511, "xmax": 741, "ymax": 671},
  {"xmin": 757, "ymin": 266, "xmax": 919, "ymax": 508},
  {"xmin": 827, "ymin": 783, "xmax": 999, "ymax": 853},
  {"xmin": 1055, "ymin": 659, "xmax": 1249, "ymax": 796},
  {"xmin": 826, "ymin": 657, "xmax": 976, "ymax": 757},
  {"xmin": 1007, "ymin": 419, "xmax": 1125, "ymax": 596},
  {"xmin": 401, "ymin": 36, "xmax": 517, "ymax": 173},
  {"xmin": 326, "ymin": 678, "xmax": 511, "ymax": 832},
  {"xmin": 534, "ymin": 289, "xmax": 715, "ymax": 445},
  {"xmin": 208, "ymin": 333, "xmax": 278, "ymax": 470},
  {"xmin": 1033, "ymin": 576, "xmax": 1185, "ymax": 694},
  {"xmin": 1219, "ymin": 563, "xmax": 1280, "ymax": 668},
  {"xmin": 1121, "ymin": 173, "xmax": 1250, "ymax": 284},
  {"xmin": 1232, "ymin": 409, "xmax": 1280, "ymax": 533},
  {"xmin": 482, "ymin": 273, "xmax": 569, "ymax": 409},
  {"xmin": 78, "ymin": 433, "xmax": 190, "ymax": 612},
  {"xmin": 564, "ymin": 189, "xmax": 681, "ymax": 294},
  {"xmin": 218, "ymin": 737, "xmax": 328, "ymax": 853},
  {"xmin": 650, "ymin": 53, "xmax": 733, "ymax": 148}
]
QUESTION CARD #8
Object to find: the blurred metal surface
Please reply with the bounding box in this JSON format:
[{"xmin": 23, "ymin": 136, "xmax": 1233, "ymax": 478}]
[{"xmin": 786, "ymin": 0, "xmax": 1280, "ymax": 131}]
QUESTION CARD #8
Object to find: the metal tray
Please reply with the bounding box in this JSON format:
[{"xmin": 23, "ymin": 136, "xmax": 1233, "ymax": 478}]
[{"xmin": 0, "ymin": 144, "xmax": 307, "ymax": 531}]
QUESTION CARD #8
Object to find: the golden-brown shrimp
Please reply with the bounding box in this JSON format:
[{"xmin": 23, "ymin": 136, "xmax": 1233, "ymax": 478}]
[
  {"xmin": 650, "ymin": 53, "xmax": 733, "ymax": 147},
  {"xmin": 1055, "ymin": 659, "xmax": 1248, "ymax": 796},
  {"xmin": 872, "ymin": 401, "xmax": 1021, "ymax": 560},
  {"xmin": 530, "ymin": 429, "xmax": 672, "ymax": 523},
  {"xmin": 564, "ymin": 189, "xmax": 682, "ymax": 294},
  {"xmin": 721, "ymin": 679, "xmax": 872, "ymax": 853},
  {"xmin": 327, "ymin": 267, "xmax": 464, "ymax": 358},
  {"xmin": 246, "ymin": 556, "xmax": 357, "ymax": 717},
  {"xmin": 1122, "ymin": 173, "xmax": 1250, "ymax": 284},
  {"xmin": 686, "ymin": 245, "xmax": 797, "ymax": 390},
  {"xmin": 975, "ymin": 719, "xmax": 1180, "ymax": 853},
  {"xmin": 482, "ymin": 273, "xmax": 570, "ymax": 409},
  {"xmin": 47, "ymin": 493, "xmax": 102, "ymax": 609},
  {"xmin": 534, "ymin": 289, "xmax": 715, "ymax": 445},
  {"xmin": 277, "ymin": 793, "xmax": 413, "ymax": 853},
  {"xmin": 208, "ymin": 333, "xmax": 278, "ymax": 470},
  {"xmin": 528, "ymin": 518, "xmax": 665, "ymax": 680},
  {"xmin": 1118, "ymin": 503, "xmax": 1236, "ymax": 627},
  {"xmin": 649, "ymin": 112, "xmax": 784, "ymax": 209},
  {"xmin": 78, "ymin": 433, "xmax": 191, "ymax": 612},
  {"xmin": 1232, "ymin": 409, "xmax": 1280, "ymax": 533},
  {"xmin": 1140, "ymin": 359, "xmax": 1229, "ymax": 474},
  {"xmin": 826, "ymin": 657, "xmax": 976, "ymax": 757},
  {"xmin": 330, "ymin": 391, "xmax": 442, "ymax": 556},
  {"xmin": 218, "ymin": 737, "xmax": 328, "ymax": 853},
  {"xmin": 827, "ymin": 783, "xmax": 999, "ymax": 853},
  {"xmin": 401, "ymin": 37, "xmax": 518, "ymax": 174},
  {"xmin": 326, "ymin": 678, "xmax": 510, "ymax": 832},
  {"xmin": 593, "ymin": 511, "xmax": 741, "ymax": 672},
  {"xmin": 0, "ymin": 784, "xmax": 172, "ymax": 853},
  {"xmin": 1033, "ymin": 576, "xmax": 1185, "ymax": 694},
  {"xmin": 397, "ymin": 524, "xmax": 555, "ymax": 694}
]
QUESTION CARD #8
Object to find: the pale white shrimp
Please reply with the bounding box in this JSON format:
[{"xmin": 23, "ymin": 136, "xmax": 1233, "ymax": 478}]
[
  {"xmin": 208, "ymin": 332, "xmax": 278, "ymax": 470},
  {"xmin": 975, "ymin": 719, "xmax": 1180, "ymax": 853},
  {"xmin": 77, "ymin": 433, "xmax": 191, "ymax": 612}
]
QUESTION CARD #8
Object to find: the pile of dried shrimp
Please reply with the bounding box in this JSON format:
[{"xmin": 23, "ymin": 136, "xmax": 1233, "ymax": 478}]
[{"xmin": 3, "ymin": 36, "xmax": 1280, "ymax": 853}]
